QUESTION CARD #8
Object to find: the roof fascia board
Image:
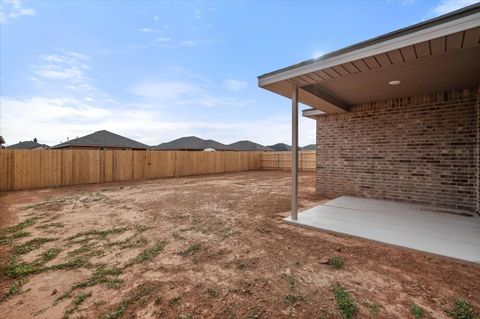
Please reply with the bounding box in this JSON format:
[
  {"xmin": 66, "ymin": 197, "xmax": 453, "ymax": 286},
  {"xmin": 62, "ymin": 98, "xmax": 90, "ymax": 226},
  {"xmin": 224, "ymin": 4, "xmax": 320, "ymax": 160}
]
[{"xmin": 259, "ymin": 12, "xmax": 480, "ymax": 87}]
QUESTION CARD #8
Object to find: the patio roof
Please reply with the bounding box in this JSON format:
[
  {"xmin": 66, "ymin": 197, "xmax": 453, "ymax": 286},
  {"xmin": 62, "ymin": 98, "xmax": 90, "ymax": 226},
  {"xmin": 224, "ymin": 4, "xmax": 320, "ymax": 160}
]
[{"xmin": 258, "ymin": 4, "xmax": 480, "ymax": 114}]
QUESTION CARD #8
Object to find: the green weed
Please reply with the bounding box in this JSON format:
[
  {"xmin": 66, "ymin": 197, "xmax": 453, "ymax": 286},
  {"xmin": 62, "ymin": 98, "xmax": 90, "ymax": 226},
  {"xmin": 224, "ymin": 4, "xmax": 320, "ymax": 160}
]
[
  {"xmin": 332, "ymin": 284, "xmax": 357, "ymax": 319},
  {"xmin": 410, "ymin": 304, "xmax": 424, "ymax": 319},
  {"xmin": 329, "ymin": 256, "xmax": 344, "ymax": 270},
  {"xmin": 179, "ymin": 242, "xmax": 201, "ymax": 257},
  {"xmin": 13, "ymin": 237, "xmax": 56, "ymax": 255},
  {"xmin": 125, "ymin": 241, "xmax": 167, "ymax": 267},
  {"xmin": 449, "ymin": 298, "xmax": 477, "ymax": 319},
  {"xmin": 63, "ymin": 291, "xmax": 92, "ymax": 319}
]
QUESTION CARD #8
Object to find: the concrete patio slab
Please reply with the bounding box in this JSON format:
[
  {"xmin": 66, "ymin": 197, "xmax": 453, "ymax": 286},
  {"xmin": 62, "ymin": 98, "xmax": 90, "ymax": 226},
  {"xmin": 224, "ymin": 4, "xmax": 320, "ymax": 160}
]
[{"xmin": 285, "ymin": 196, "xmax": 480, "ymax": 263}]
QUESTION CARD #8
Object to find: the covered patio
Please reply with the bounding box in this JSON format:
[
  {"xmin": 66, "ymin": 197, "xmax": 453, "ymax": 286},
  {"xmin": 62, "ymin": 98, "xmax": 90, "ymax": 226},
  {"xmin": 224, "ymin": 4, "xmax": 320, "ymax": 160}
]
[
  {"xmin": 286, "ymin": 196, "xmax": 480, "ymax": 263},
  {"xmin": 258, "ymin": 4, "xmax": 480, "ymax": 263}
]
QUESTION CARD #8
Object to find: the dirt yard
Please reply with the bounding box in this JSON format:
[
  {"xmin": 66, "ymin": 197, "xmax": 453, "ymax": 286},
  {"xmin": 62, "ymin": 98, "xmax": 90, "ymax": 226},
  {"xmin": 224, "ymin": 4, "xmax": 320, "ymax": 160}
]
[{"xmin": 0, "ymin": 171, "xmax": 478, "ymax": 319}]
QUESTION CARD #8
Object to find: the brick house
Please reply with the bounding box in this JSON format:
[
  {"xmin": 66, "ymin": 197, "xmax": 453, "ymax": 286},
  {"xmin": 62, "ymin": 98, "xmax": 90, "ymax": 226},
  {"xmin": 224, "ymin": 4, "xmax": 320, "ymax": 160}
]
[{"xmin": 258, "ymin": 5, "xmax": 479, "ymax": 216}]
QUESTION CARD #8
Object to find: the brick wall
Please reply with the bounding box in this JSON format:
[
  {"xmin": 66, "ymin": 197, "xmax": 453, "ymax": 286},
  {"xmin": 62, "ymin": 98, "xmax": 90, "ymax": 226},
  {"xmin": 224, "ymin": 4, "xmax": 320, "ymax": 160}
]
[{"xmin": 315, "ymin": 88, "xmax": 479, "ymax": 212}]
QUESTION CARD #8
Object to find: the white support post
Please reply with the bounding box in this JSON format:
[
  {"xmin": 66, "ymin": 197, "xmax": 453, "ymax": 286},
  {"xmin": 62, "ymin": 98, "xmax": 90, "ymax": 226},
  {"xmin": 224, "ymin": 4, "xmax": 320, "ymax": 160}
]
[{"xmin": 291, "ymin": 87, "xmax": 299, "ymax": 220}]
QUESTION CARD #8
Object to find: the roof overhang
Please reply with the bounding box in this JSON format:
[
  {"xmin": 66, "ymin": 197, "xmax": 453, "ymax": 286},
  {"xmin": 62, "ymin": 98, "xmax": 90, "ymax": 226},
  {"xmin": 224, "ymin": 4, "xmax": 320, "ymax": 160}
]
[{"xmin": 258, "ymin": 4, "xmax": 480, "ymax": 114}]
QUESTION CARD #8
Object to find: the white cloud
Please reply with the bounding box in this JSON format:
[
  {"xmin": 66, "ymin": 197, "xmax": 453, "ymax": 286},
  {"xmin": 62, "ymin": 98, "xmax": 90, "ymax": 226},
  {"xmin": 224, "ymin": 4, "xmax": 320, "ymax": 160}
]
[
  {"xmin": 194, "ymin": 9, "xmax": 202, "ymax": 19},
  {"xmin": 431, "ymin": 0, "xmax": 477, "ymax": 16},
  {"xmin": 1, "ymin": 96, "xmax": 316, "ymax": 147},
  {"xmin": 31, "ymin": 51, "xmax": 95, "ymax": 92},
  {"xmin": 129, "ymin": 79, "xmax": 251, "ymax": 108},
  {"xmin": 151, "ymin": 37, "xmax": 202, "ymax": 48},
  {"xmin": 223, "ymin": 79, "xmax": 248, "ymax": 92},
  {"xmin": 153, "ymin": 15, "xmax": 160, "ymax": 21},
  {"xmin": 1, "ymin": 0, "xmax": 36, "ymax": 23},
  {"xmin": 129, "ymin": 81, "xmax": 204, "ymax": 101},
  {"xmin": 140, "ymin": 28, "xmax": 153, "ymax": 33}
]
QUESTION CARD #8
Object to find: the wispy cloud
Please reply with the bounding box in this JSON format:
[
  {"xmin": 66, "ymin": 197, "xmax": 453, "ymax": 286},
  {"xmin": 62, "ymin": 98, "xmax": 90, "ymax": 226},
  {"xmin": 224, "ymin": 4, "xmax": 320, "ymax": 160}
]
[
  {"xmin": 430, "ymin": 0, "xmax": 477, "ymax": 16},
  {"xmin": 194, "ymin": 9, "xmax": 202, "ymax": 19},
  {"xmin": 0, "ymin": 0, "xmax": 36, "ymax": 23},
  {"xmin": 151, "ymin": 37, "xmax": 202, "ymax": 48},
  {"xmin": 31, "ymin": 51, "xmax": 96, "ymax": 92},
  {"xmin": 223, "ymin": 79, "xmax": 248, "ymax": 92},
  {"xmin": 129, "ymin": 79, "xmax": 251, "ymax": 107}
]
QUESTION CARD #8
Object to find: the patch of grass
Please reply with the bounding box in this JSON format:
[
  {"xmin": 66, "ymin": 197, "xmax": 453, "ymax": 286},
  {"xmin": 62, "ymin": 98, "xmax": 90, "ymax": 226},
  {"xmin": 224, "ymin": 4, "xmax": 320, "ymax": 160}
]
[
  {"xmin": 410, "ymin": 304, "xmax": 424, "ymax": 319},
  {"xmin": 0, "ymin": 231, "xmax": 31, "ymax": 245},
  {"xmin": 4, "ymin": 259, "xmax": 42, "ymax": 278},
  {"xmin": 106, "ymin": 236, "xmax": 148, "ymax": 250},
  {"xmin": 449, "ymin": 298, "xmax": 477, "ymax": 319},
  {"xmin": 3, "ymin": 218, "xmax": 37, "ymax": 233},
  {"xmin": 369, "ymin": 303, "xmax": 381, "ymax": 317},
  {"xmin": 57, "ymin": 265, "xmax": 123, "ymax": 303},
  {"xmin": 25, "ymin": 198, "xmax": 70, "ymax": 211},
  {"xmin": 207, "ymin": 287, "xmax": 220, "ymax": 298},
  {"xmin": 13, "ymin": 237, "xmax": 56, "ymax": 255},
  {"xmin": 287, "ymin": 275, "xmax": 296, "ymax": 290},
  {"xmin": 283, "ymin": 293, "xmax": 304, "ymax": 306},
  {"xmin": 1, "ymin": 278, "xmax": 27, "ymax": 301},
  {"xmin": 68, "ymin": 242, "xmax": 105, "ymax": 259},
  {"xmin": 328, "ymin": 256, "xmax": 344, "ymax": 270},
  {"xmin": 73, "ymin": 265, "xmax": 122, "ymax": 290},
  {"xmin": 332, "ymin": 284, "xmax": 357, "ymax": 319},
  {"xmin": 39, "ymin": 248, "xmax": 62, "ymax": 263},
  {"xmin": 101, "ymin": 283, "xmax": 158, "ymax": 319},
  {"xmin": 0, "ymin": 218, "xmax": 37, "ymax": 245},
  {"xmin": 68, "ymin": 243, "xmax": 96, "ymax": 256},
  {"xmin": 36, "ymin": 222, "xmax": 65, "ymax": 230},
  {"xmin": 68, "ymin": 227, "xmax": 129, "ymax": 241},
  {"xmin": 179, "ymin": 242, "xmax": 201, "ymax": 257},
  {"xmin": 169, "ymin": 296, "xmax": 182, "ymax": 307},
  {"xmin": 63, "ymin": 291, "xmax": 92, "ymax": 319},
  {"xmin": 247, "ymin": 309, "xmax": 261, "ymax": 319},
  {"xmin": 125, "ymin": 241, "xmax": 167, "ymax": 267},
  {"xmin": 12, "ymin": 231, "xmax": 31, "ymax": 239},
  {"xmin": 50, "ymin": 257, "xmax": 91, "ymax": 270}
]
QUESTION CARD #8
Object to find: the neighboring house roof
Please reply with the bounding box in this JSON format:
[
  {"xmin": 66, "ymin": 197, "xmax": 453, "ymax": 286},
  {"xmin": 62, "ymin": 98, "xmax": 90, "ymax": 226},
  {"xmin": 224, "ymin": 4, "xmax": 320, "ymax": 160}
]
[
  {"xmin": 52, "ymin": 130, "xmax": 148, "ymax": 149},
  {"xmin": 228, "ymin": 140, "xmax": 273, "ymax": 151},
  {"xmin": 7, "ymin": 141, "xmax": 50, "ymax": 149},
  {"xmin": 268, "ymin": 143, "xmax": 291, "ymax": 151},
  {"xmin": 301, "ymin": 144, "xmax": 316, "ymax": 151},
  {"xmin": 153, "ymin": 136, "xmax": 233, "ymax": 151}
]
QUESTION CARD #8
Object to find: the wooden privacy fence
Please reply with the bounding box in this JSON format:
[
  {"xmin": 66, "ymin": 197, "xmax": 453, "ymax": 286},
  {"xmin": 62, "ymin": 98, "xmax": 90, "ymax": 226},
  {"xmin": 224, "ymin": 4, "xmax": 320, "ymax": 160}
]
[
  {"xmin": 259, "ymin": 151, "xmax": 316, "ymax": 171},
  {"xmin": 0, "ymin": 150, "xmax": 262, "ymax": 191}
]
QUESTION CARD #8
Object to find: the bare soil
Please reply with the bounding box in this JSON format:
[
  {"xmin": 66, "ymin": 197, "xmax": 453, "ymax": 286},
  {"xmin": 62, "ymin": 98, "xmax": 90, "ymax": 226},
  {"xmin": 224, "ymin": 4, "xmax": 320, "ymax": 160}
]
[{"xmin": 0, "ymin": 171, "xmax": 478, "ymax": 319}]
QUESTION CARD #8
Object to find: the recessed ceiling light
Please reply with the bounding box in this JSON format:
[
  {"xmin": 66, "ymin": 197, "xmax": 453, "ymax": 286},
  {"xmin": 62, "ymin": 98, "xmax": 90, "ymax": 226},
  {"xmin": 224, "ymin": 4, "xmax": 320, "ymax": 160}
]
[{"xmin": 388, "ymin": 80, "xmax": 401, "ymax": 86}]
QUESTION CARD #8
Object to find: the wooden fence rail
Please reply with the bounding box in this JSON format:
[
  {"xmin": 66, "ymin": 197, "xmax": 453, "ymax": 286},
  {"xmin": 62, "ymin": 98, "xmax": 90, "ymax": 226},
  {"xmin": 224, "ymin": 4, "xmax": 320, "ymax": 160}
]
[
  {"xmin": 259, "ymin": 151, "xmax": 316, "ymax": 171},
  {"xmin": 0, "ymin": 149, "xmax": 315, "ymax": 191}
]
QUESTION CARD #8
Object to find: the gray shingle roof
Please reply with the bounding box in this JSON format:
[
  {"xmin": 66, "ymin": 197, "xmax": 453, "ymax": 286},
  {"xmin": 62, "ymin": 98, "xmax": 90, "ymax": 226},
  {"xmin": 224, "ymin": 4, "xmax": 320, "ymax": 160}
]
[
  {"xmin": 228, "ymin": 140, "xmax": 273, "ymax": 151},
  {"xmin": 7, "ymin": 140, "xmax": 50, "ymax": 149},
  {"xmin": 153, "ymin": 136, "xmax": 233, "ymax": 151},
  {"xmin": 301, "ymin": 144, "xmax": 316, "ymax": 151},
  {"xmin": 52, "ymin": 130, "xmax": 148, "ymax": 149},
  {"xmin": 267, "ymin": 143, "xmax": 291, "ymax": 151}
]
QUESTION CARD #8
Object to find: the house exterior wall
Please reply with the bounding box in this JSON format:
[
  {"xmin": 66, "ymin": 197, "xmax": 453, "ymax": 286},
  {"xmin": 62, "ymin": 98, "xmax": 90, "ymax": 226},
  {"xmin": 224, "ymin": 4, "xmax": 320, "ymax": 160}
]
[{"xmin": 315, "ymin": 88, "xmax": 479, "ymax": 212}]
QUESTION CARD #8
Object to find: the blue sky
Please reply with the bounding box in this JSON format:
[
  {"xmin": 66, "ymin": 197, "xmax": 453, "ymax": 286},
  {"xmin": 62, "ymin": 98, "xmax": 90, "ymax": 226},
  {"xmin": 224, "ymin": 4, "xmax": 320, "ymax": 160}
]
[{"xmin": 0, "ymin": 0, "xmax": 477, "ymax": 147}]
